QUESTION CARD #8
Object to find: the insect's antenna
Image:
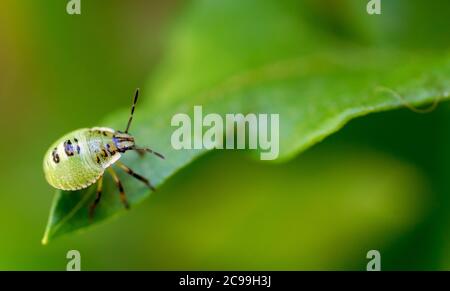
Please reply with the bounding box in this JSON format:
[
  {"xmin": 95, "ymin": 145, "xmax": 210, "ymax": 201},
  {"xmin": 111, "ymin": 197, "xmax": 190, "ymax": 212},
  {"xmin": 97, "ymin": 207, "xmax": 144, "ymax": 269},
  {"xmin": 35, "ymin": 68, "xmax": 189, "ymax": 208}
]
[{"xmin": 125, "ymin": 88, "xmax": 139, "ymax": 133}]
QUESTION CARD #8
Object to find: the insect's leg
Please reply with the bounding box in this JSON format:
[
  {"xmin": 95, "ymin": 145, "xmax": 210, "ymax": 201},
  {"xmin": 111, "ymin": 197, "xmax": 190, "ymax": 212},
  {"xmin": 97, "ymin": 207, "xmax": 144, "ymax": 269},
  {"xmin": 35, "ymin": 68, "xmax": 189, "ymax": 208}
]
[
  {"xmin": 133, "ymin": 147, "xmax": 165, "ymax": 160},
  {"xmin": 116, "ymin": 161, "xmax": 156, "ymax": 191},
  {"xmin": 135, "ymin": 148, "xmax": 146, "ymax": 158},
  {"xmin": 89, "ymin": 175, "xmax": 103, "ymax": 221},
  {"xmin": 108, "ymin": 167, "xmax": 130, "ymax": 209}
]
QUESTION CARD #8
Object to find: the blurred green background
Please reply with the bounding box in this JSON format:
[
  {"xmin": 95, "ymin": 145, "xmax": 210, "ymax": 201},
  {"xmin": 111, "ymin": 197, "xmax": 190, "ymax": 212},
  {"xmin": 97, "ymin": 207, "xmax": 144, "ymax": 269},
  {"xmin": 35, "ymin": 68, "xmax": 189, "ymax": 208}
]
[{"xmin": 0, "ymin": 0, "xmax": 449, "ymax": 270}]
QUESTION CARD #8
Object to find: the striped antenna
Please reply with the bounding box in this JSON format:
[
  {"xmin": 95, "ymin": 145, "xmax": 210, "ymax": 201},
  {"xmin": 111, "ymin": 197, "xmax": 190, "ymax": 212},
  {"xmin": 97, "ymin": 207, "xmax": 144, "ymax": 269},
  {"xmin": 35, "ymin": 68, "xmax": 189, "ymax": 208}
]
[{"xmin": 125, "ymin": 88, "xmax": 139, "ymax": 133}]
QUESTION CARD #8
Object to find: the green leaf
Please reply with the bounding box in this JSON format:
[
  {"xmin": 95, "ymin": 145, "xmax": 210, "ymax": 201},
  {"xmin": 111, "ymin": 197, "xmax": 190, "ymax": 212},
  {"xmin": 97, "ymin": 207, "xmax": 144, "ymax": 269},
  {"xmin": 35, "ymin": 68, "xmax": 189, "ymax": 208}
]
[{"xmin": 42, "ymin": 0, "xmax": 450, "ymax": 244}]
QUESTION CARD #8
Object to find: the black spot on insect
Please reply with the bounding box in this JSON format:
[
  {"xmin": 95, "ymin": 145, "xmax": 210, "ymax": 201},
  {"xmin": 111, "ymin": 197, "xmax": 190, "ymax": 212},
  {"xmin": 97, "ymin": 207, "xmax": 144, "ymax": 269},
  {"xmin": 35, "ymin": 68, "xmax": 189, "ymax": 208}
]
[
  {"xmin": 101, "ymin": 148, "xmax": 108, "ymax": 158},
  {"xmin": 96, "ymin": 156, "xmax": 101, "ymax": 164},
  {"xmin": 52, "ymin": 148, "xmax": 60, "ymax": 163},
  {"xmin": 102, "ymin": 131, "xmax": 108, "ymax": 137},
  {"xmin": 73, "ymin": 138, "xmax": 81, "ymax": 154},
  {"xmin": 64, "ymin": 140, "xmax": 74, "ymax": 156},
  {"xmin": 106, "ymin": 143, "xmax": 116, "ymax": 155}
]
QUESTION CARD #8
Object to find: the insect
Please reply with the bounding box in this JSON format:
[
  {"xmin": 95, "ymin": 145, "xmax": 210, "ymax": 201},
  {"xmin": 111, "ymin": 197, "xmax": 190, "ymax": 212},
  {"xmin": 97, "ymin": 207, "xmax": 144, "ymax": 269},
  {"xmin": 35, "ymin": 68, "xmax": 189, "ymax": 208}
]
[{"xmin": 43, "ymin": 88, "xmax": 164, "ymax": 219}]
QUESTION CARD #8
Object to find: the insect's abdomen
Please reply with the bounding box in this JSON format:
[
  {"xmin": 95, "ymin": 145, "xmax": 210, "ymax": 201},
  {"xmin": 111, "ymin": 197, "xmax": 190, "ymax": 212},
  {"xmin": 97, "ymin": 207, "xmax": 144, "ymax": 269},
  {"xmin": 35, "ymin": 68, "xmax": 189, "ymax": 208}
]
[{"xmin": 43, "ymin": 128, "xmax": 121, "ymax": 191}]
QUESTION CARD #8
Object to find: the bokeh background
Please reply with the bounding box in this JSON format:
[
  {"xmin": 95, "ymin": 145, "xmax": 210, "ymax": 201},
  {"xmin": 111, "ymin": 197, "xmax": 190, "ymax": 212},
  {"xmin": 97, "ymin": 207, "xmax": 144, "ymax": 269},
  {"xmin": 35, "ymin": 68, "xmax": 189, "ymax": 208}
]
[{"xmin": 0, "ymin": 0, "xmax": 449, "ymax": 270}]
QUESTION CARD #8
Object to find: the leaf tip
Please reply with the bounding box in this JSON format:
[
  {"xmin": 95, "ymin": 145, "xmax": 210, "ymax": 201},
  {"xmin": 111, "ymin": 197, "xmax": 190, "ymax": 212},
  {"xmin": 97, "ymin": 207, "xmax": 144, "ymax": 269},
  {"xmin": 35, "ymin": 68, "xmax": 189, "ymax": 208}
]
[{"xmin": 41, "ymin": 230, "xmax": 50, "ymax": 245}]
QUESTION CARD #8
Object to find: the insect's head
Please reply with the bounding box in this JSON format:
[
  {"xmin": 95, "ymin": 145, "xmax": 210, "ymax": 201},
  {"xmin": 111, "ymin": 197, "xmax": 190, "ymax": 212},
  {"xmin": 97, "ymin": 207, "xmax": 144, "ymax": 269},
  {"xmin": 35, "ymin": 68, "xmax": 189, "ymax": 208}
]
[{"xmin": 113, "ymin": 131, "xmax": 135, "ymax": 152}]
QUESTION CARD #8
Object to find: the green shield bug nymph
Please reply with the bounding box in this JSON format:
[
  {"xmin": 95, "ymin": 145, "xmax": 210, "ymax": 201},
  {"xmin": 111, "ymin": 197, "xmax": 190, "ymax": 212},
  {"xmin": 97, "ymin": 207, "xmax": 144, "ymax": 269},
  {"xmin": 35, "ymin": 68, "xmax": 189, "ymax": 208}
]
[{"xmin": 43, "ymin": 89, "xmax": 164, "ymax": 219}]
